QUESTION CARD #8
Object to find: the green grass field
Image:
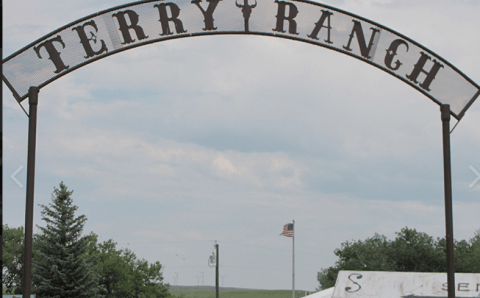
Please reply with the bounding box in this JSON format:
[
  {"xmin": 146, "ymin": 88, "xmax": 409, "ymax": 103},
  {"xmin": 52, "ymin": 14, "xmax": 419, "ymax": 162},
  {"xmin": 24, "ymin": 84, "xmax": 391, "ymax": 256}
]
[{"xmin": 170, "ymin": 288, "xmax": 310, "ymax": 298}]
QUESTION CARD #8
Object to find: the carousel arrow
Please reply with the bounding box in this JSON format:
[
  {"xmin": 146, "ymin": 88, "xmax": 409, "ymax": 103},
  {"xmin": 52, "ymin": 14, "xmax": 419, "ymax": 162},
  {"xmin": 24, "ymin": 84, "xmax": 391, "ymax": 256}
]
[
  {"xmin": 10, "ymin": 165, "xmax": 24, "ymax": 188},
  {"xmin": 469, "ymin": 165, "xmax": 480, "ymax": 188}
]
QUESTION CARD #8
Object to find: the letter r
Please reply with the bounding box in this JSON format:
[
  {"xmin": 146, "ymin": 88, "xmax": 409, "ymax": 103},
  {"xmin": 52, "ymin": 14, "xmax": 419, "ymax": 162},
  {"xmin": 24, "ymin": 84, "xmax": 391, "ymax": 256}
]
[
  {"xmin": 112, "ymin": 10, "xmax": 149, "ymax": 44},
  {"xmin": 272, "ymin": 1, "xmax": 299, "ymax": 35},
  {"xmin": 154, "ymin": 3, "xmax": 187, "ymax": 36}
]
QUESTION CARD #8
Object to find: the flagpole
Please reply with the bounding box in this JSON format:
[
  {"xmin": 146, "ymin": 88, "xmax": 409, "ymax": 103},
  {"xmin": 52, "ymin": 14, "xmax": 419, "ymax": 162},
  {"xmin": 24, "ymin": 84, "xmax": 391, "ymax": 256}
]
[
  {"xmin": 280, "ymin": 221, "xmax": 295, "ymax": 298},
  {"xmin": 292, "ymin": 219, "xmax": 295, "ymax": 298}
]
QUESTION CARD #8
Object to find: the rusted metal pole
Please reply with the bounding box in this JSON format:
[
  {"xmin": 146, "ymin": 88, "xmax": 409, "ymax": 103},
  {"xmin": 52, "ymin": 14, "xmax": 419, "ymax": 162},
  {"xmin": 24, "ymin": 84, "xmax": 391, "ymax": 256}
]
[
  {"xmin": 441, "ymin": 104, "xmax": 455, "ymax": 298},
  {"xmin": 23, "ymin": 86, "xmax": 39, "ymax": 297},
  {"xmin": 216, "ymin": 242, "xmax": 219, "ymax": 298}
]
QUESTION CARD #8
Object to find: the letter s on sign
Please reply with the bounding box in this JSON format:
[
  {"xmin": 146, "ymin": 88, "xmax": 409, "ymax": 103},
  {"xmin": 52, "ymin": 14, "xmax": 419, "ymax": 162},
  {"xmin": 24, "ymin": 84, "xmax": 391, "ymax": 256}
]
[{"xmin": 345, "ymin": 273, "xmax": 362, "ymax": 293}]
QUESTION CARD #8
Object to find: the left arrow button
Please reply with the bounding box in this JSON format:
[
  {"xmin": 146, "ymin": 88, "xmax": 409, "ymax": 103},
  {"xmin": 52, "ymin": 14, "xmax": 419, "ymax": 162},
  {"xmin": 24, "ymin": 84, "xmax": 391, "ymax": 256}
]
[{"xmin": 10, "ymin": 165, "xmax": 24, "ymax": 188}]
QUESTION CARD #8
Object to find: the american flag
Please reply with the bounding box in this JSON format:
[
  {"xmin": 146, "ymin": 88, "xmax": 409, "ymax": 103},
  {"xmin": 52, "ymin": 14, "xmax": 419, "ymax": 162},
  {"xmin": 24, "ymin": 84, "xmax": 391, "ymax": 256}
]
[{"xmin": 280, "ymin": 223, "xmax": 294, "ymax": 237}]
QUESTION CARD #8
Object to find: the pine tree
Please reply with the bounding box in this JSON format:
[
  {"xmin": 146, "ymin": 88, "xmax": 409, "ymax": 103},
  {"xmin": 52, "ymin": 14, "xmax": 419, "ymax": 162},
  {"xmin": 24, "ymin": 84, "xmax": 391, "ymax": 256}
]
[
  {"xmin": 32, "ymin": 182, "xmax": 103, "ymax": 298},
  {"xmin": 2, "ymin": 224, "xmax": 25, "ymax": 294}
]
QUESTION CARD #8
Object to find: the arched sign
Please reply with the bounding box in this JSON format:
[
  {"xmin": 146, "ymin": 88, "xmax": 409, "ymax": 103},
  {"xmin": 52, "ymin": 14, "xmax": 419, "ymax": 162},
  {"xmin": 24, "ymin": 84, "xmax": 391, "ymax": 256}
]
[{"xmin": 2, "ymin": 0, "xmax": 479, "ymax": 119}]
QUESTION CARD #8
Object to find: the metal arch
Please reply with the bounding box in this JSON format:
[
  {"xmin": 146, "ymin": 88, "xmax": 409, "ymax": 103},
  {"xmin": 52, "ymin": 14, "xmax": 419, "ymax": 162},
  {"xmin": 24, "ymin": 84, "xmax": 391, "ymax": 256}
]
[{"xmin": 2, "ymin": 0, "xmax": 479, "ymax": 120}]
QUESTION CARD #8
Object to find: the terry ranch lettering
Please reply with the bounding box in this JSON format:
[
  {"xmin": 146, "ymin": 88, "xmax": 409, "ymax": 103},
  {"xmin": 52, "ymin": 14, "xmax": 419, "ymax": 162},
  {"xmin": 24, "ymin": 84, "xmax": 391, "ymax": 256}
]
[{"xmin": 35, "ymin": 0, "xmax": 443, "ymax": 92}]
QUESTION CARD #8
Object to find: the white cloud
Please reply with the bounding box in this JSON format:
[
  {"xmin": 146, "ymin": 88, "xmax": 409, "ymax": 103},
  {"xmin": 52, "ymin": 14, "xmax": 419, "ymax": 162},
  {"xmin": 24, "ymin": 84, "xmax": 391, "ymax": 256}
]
[{"xmin": 214, "ymin": 155, "xmax": 238, "ymax": 174}]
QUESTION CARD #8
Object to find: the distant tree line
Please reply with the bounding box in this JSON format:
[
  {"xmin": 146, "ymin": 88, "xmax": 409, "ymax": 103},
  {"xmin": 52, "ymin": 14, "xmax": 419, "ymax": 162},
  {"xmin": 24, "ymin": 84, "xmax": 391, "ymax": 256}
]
[
  {"xmin": 317, "ymin": 227, "xmax": 480, "ymax": 290},
  {"xmin": 2, "ymin": 182, "xmax": 178, "ymax": 298}
]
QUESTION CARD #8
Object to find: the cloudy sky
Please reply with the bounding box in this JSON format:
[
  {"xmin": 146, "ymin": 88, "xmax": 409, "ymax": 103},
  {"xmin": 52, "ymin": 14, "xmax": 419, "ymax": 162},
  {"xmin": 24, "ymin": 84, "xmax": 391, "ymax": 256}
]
[{"xmin": 3, "ymin": 0, "xmax": 480, "ymax": 291}]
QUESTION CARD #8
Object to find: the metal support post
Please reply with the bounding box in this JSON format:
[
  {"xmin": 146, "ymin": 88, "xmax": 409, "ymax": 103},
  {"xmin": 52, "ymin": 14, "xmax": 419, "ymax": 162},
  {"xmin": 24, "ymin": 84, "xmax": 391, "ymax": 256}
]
[
  {"xmin": 216, "ymin": 242, "xmax": 219, "ymax": 298},
  {"xmin": 441, "ymin": 104, "xmax": 455, "ymax": 298},
  {"xmin": 23, "ymin": 86, "xmax": 39, "ymax": 297}
]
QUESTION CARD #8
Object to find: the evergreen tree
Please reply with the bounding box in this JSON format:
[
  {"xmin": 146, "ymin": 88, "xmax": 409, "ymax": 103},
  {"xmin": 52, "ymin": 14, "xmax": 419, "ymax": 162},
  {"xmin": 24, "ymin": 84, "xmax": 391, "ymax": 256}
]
[
  {"xmin": 32, "ymin": 182, "xmax": 103, "ymax": 298},
  {"xmin": 2, "ymin": 224, "xmax": 25, "ymax": 294}
]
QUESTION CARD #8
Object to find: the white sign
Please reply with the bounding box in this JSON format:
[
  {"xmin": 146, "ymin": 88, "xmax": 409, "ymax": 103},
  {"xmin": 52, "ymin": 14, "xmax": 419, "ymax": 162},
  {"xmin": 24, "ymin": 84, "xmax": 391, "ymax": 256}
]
[
  {"xmin": 333, "ymin": 271, "xmax": 480, "ymax": 298},
  {"xmin": 3, "ymin": 0, "xmax": 479, "ymax": 118}
]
